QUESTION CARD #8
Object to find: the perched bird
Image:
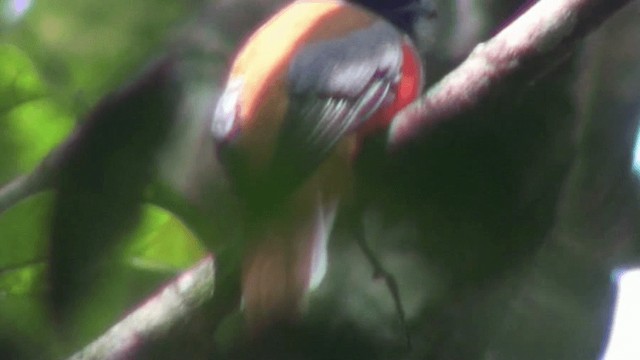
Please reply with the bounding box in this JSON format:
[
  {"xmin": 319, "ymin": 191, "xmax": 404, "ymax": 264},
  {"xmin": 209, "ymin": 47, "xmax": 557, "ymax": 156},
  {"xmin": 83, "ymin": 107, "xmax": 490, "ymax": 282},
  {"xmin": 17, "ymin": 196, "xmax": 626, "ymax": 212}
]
[{"xmin": 211, "ymin": 0, "xmax": 428, "ymax": 333}]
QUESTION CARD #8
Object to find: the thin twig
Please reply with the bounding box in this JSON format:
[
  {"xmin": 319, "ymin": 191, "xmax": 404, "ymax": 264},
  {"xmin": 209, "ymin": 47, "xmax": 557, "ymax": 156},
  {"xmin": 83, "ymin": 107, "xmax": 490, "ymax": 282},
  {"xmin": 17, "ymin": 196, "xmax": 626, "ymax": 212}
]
[
  {"xmin": 0, "ymin": 144, "xmax": 65, "ymax": 214},
  {"xmin": 354, "ymin": 223, "xmax": 411, "ymax": 349}
]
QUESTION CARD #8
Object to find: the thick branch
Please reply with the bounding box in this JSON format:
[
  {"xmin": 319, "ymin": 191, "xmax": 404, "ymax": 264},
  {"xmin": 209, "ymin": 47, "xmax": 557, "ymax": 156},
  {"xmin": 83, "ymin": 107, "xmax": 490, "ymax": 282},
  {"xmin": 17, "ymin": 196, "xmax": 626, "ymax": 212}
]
[
  {"xmin": 388, "ymin": 0, "xmax": 632, "ymax": 147},
  {"xmin": 67, "ymin": 255, "xmax": 215, "ymax": 360}
]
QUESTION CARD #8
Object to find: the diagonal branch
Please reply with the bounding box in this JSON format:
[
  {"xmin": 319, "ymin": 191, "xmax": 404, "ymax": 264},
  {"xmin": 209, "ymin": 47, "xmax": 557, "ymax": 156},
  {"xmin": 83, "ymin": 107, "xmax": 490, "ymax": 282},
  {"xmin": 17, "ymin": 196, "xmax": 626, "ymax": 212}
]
[
  {"xmin": 67, "ymin": 255, "xmax": 216, "ymax": 360},
  {"xmin": 0, "ymin": 144, "xmax": 66, "ymax": 214},
  {"xmin": 388, "ymin": 0, "xmax": 633, "ymax": 147}
]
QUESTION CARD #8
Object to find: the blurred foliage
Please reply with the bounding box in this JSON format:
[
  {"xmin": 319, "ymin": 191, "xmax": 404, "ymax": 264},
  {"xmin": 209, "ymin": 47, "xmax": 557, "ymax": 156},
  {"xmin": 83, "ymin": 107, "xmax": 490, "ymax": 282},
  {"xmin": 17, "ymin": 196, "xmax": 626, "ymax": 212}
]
[
  {"xmin": 0, "ymin": 193, "xmax": 209, "ymax": 357},
  {"xmin": 55, "ymin": 204, "xmax": 207, "ymax": 356},
  {"xmin": 0, "ymin": 0, "xmax": 206, "ymax": 357},
  {"xmin": 0, "ymin": 192, "xmax": 50, "ymax": 271},
  {"xmin": 1, "ymin": 0, "xmax": 189, "ymax": 112},
  {"xmin": 0, "ymin": 192, "xmax": 50, "ymax": 357},
  {"xmin": 0, "ymin": 44, "xmax": 73, "ymax": 184},
  {"xmin": 0, "ymin": 191, "xmax": 60, "ymax": 355},
  {"xmin": 123, "ymin": 203, "xmax": 207, "ymax": 271}
]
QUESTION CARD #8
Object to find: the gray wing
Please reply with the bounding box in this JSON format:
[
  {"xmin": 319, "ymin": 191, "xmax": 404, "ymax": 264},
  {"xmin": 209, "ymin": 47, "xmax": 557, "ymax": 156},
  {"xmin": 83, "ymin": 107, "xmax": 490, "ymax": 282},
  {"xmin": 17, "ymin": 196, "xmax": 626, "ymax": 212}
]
[{"xmin": 268, "ymin": 20, "xmax": 404, "ymax": 190}]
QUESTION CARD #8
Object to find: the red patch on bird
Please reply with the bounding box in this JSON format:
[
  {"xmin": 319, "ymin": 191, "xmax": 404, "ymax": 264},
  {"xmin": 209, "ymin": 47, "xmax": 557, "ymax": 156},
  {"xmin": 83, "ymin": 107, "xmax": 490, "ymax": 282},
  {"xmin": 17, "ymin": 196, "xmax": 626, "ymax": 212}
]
[{"xmin": 359, "ymin": 40, "xmax": 423, "ymax": 137}]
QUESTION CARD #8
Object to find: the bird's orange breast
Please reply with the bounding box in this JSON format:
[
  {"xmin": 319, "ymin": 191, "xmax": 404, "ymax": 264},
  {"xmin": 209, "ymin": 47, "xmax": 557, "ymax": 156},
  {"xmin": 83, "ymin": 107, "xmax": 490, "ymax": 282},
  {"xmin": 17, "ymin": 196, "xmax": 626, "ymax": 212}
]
[{"xmin": 230, "ymin": 1, "xmax": 378, "ymax": 122}]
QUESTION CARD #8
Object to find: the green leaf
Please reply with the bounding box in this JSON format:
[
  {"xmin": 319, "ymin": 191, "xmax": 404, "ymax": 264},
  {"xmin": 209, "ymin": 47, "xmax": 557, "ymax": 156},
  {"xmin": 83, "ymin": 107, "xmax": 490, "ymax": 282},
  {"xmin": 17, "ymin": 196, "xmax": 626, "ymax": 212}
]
[
  {"xmin": 6, "ymin": 98, "xmax": 74, "ymax": 170},
  {"xmin": 123, "ymin": 204, "xmax": 208, "ymax": 272},
  {"xmin": 0, "ymin": 192, "xmax": 51, "ymax": 270},
  {"xmin": 0, "ymin": 43, "xmax": 44, "ymax": 110},
  {"xmin": 0, "ymin": 44, "xmax": 74, "ymax": 184},
  {"xmin": 0, "ymin": 262, "xmax": 45, "ymax": 297},
  {"xmin": 0, "ymin": 192, "xmax": 52, "ymax": 356}
]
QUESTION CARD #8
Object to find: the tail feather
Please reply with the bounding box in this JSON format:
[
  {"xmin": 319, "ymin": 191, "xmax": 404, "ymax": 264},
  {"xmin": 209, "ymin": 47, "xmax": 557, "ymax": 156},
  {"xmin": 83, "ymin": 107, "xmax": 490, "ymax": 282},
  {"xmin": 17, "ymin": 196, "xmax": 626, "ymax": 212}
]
[{"xmin": 241, "ymin": 194, "xmax": 338, "ymax": 333}]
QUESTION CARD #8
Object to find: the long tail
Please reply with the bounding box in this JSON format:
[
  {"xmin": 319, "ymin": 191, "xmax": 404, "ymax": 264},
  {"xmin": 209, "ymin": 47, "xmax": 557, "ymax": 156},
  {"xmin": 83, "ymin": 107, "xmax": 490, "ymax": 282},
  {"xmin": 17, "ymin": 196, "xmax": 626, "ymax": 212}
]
[{"xmin": 241, "ymin": 194, "xmax": 338, "ymax": 333}]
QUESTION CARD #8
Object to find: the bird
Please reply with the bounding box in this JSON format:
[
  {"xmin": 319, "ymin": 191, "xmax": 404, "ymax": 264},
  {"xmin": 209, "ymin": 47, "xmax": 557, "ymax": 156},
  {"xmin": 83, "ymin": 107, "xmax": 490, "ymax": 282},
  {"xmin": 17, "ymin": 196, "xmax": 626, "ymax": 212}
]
[{"xmin": 211, "ymin": 0, "xmax": 429, "ymax": 334}]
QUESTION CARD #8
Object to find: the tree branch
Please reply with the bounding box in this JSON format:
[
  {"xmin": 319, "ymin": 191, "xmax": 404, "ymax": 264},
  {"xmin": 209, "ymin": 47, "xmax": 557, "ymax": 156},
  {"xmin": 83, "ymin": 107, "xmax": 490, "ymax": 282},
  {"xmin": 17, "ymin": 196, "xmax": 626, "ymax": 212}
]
[
  {"xmin": 0, "ymin": 144, "xmax": 66, "ymax": 214},
  {"xmin": 67, "ymin": 255, "xmax": 215, "ymax": 360},
  {"xmin": 388, "ymin": 0, "xmax": 633, "ymax": 147}
]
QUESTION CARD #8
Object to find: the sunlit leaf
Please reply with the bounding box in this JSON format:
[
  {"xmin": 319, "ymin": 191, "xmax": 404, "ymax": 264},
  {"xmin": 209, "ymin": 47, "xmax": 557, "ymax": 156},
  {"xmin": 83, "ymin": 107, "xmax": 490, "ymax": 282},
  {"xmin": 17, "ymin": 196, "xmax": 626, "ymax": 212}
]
[
  {"xmin": 123, "ymin": 204, "xmax": 207, "ymax": 272},
  {"xmin": 6, "ymin": 99, "xmax": 74, "ymax": 170},
  {"xmin": 0, "ymin": 43, "xmax": 44, "ymax": 109},
  {"xmin": 0, "ymin": 44, "xmax": 74, "ymax": 183},
  {"xmin": 0, "ymin": 262, "xmax": 45, "ymax": 296}
]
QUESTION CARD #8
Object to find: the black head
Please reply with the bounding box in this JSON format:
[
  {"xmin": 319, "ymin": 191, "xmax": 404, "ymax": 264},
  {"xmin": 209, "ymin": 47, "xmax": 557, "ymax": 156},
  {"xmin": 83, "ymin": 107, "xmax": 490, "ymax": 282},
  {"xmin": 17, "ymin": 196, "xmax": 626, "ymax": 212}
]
[{"xmin": 349, "ymin": 0, "xmax": 437, "ymax": 38}]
